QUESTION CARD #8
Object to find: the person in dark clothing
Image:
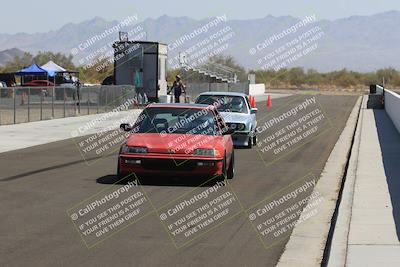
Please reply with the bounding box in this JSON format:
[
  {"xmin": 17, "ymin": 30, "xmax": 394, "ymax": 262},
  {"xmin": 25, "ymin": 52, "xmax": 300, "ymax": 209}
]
[{"xmin": 172, "ymin": 75, "xmax": 185, "ymax": 103}]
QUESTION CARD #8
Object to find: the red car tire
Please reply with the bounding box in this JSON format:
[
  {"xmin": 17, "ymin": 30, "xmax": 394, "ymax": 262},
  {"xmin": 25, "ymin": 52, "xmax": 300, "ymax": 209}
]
[{"xmin": 227, "ymin": 152, "xmax": 234, "ymax": 179}]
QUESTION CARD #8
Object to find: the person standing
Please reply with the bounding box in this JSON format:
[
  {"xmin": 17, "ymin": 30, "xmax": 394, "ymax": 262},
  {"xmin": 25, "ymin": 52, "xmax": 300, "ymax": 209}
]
[{"xmin": 172, "ymin": 75, "xmax": 185, "ymax": 103}]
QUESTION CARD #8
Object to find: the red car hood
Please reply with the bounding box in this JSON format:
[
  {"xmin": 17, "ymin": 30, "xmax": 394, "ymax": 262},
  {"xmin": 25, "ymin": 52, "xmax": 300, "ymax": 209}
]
[{"xmin": 126, "ymin": 133, "xmax": 224, "ymax": 154}]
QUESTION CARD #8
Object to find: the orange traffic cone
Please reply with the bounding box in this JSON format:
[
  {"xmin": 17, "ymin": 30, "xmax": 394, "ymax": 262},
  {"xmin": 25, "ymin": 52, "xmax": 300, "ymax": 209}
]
[
  {"xmin": 249, "ymin": 95, "xmax": 255, "ymax": 108},
  {"xmin": 252, "ymin": 96, "xmax": 256, "ymax": 108},
  {"xmin": 266, "ymin": 95, "xmax": 272, "ymax": 108}
]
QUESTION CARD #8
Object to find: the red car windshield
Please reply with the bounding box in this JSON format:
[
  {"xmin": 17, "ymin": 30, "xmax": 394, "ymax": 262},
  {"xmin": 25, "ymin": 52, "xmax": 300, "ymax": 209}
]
[{"xmin": 132, "ymin": 107, "xmax": 220, "ymax": 136}]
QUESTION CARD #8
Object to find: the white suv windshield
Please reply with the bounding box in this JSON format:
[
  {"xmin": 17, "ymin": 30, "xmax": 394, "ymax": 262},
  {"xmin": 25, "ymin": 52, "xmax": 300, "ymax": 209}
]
[{"xmin": 196, "ymin": 95, "xmax": 249, "ymax": 114}]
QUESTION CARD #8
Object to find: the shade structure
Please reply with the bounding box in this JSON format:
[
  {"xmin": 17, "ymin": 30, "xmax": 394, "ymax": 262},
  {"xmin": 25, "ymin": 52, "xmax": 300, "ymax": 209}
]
[
  {"xmin": 15, "ymin": 64, "xmax": 48, "ymax": 76},
  {"xmin": 41, "ymin": 61, "xmax": 66, "ymax": 76},
  {"xmin": 42, "ymin": 60, "xmax": 79, "ymax": 76}
]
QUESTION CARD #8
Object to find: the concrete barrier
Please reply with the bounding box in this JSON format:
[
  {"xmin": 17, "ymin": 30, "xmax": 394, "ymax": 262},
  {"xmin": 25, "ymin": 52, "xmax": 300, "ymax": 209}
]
[
  {"xmin": 384, "ymin": 89, "xmax": 400, "ymax": 133},
  {"xmin": 276, "ymin": 97, "xmax": 362, "ymax": 267},
  {"xmin": 376, "ymin": 84, "xmax": 384, "ymax": 95},
  {"xmin": 367, "ymin": 85, "xmax": 384, "ymax": 109},
  {"xmin": 249, "ymin": 84, "xmax": 265, "ymax": 95}
]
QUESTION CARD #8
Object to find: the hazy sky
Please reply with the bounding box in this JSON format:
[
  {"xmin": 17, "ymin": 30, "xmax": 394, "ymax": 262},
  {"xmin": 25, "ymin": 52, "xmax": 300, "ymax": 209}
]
[{"xmin": 1, "ymin": 0, "xmax": 400, "ymax": 34}]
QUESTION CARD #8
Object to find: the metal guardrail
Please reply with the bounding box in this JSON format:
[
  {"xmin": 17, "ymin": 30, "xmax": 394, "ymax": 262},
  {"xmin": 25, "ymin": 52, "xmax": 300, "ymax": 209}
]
[
  {"xmin": 0, "ymin": 85, "xmax": 136, "ymax": 125},
  {"xmin": 179, "ymin": 52, "xmax": 238, "ymax": 83},
  {"xmin": 181, "ymin": 62, "xmax": 238, "ymax": 83}
]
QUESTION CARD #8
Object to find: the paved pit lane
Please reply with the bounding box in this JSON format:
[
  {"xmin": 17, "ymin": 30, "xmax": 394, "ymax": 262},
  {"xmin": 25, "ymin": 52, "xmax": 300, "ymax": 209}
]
[{"xmin": 0, "ymin": 94, "xmax": 357, "ymax": 267}]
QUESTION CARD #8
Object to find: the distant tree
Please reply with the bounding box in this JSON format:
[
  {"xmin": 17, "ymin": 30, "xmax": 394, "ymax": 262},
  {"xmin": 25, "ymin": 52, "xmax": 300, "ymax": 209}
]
[
  {"xmin": 305, "ymin": 69, "xmax": 323, "ymax": 85},
  {"xmin": 3, "ymin": 50, "xmax": 400, "ymax": 87},
  {"xmin": 1, "ymin": 51, "xmax": 76, "ymax": 73},
  {"xmin": 376, "ymin": 68, "xmax": 400, "ymax": 87},
  {"xmin": 332, "ymin": 69, "xmax": 359, "ymax": 87},
  {"xmin": 287, "ymin": 67, "xmax": 305, "ymax": 86},
  {"xmin": 33, "ymin": 51, "xmax": 76, "ymax": 70},
  {"xmin": 167, "ymin": 68, "xmax": 180, "ymax": 83},
  {"xmin": 77, "ymin": 57, "xmax": 113, "ymax": 84},
  {"xmin": 255, "ymin": 67, "xmax": 400, "ymax": 89},
  {"xmin": 2, "ymin": 52, "xmax": 34, "ymax": 72}
]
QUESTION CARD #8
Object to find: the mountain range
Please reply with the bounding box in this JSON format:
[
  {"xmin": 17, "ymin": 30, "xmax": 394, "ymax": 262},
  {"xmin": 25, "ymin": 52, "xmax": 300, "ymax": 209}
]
[
  {"xmin": 1, "ymin": 11, "xmax": 400, "ymax": 72},
  {"xmin": 0, "ymin": 48, "xmax": 25, "ymax": 65}
]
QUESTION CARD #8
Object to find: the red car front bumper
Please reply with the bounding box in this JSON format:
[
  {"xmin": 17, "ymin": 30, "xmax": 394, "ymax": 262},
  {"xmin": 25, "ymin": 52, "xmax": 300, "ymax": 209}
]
[{"xmin": 119, "ymin": 153, "xmax": 224, "ymax": 177}]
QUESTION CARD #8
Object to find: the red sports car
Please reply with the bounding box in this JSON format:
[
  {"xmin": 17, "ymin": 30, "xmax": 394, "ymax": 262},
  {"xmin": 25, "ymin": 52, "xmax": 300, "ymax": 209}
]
[
  {"xmin": 118, "ymin": 103, "xmax": 235, "ymax": 180},
  {"xmin": 23, "ymin": 80, "xmax": 55, "ymax": 87}
]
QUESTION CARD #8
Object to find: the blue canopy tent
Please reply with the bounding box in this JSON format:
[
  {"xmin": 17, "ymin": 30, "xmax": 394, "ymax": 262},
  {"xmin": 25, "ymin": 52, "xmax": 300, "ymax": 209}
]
[
  {"xmin": 16, "ymin": 62, "xmax": 79, "ymax": 85},
  {"xmin": 15, "ymin": 64, "xmax": 53, "ymax": 85},
  {"xmin": 16, "ymin": 64, "xmax": 49, "ymax": 76}
]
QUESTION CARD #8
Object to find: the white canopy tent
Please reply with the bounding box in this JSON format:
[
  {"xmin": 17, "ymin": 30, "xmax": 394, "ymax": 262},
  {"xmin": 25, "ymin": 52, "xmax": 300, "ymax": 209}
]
[
  {"xmin": 41, "ymin": 61, "xmax": 67, "ymax": 74},
  {"xmin": 40, "ymin": 61, "xmax": 79, "ymax": 83}
]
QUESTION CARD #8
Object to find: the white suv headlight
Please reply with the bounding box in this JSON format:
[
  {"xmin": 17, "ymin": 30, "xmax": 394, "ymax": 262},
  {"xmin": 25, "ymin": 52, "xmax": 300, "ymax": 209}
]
[
  {"xmin": 193, "ymin": 149, "xmax": 219, "ymax": 157},
  {"xmin": 237, "ymin": 123, "xmax": 246, "ymax": 131}
]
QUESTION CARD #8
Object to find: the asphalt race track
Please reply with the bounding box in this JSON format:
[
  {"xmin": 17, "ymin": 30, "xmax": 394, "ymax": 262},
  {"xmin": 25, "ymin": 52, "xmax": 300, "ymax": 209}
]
[{"xmin": 0, "ymin": 94, "xmax": 357, "ymax": 267}]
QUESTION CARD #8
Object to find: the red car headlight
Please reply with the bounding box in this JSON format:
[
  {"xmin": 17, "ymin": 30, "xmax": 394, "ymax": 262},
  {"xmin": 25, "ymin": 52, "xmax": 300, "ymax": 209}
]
[
  {"xmin": 121, "ymin": 145, "xmax": 148, "ymax": 154},
  {"xmin": 193, "ymin": 149, "xmax": 219, "ymax": 157}
]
